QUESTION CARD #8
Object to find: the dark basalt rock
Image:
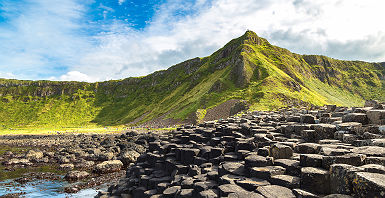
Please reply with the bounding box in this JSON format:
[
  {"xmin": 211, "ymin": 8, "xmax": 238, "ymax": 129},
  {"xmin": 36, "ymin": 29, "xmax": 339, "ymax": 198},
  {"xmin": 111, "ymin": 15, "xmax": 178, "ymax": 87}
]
[{"xmin": 97, "ymin": 105, "xmax": 385, "ymax": 198}]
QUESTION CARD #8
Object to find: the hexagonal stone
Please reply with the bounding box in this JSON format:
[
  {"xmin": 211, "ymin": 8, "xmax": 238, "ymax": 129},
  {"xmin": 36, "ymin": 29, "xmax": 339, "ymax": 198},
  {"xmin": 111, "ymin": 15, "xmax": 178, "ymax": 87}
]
[
  {"xmin": 342, "ymin": 113, "xmax": 368, "ymax": 124},
  {"xmin": 256, "ymin": 185, "xmax": 295, "ymax": 198},
  {"xmin": 245, "ymin": 154, "xmax": 269, "ymax": 167},
  {"xmin": 250, "ymin": 166, "xmax": 285, "ymax": 180},
  {"xmin": 301, "ymin": 167, "xmax": 330, "ymax": 194},
  {"xmin": 235, "ymin": 177, "xmax": 270, "ymax": 191},
  {"xmin": 330, "ymin": 164, "xmax": 363, "ymax": 194},
  {"xmin": 360, "ymin": 164, "xmax": 385, "ymax": 174},
  {"xmin": 322, "ymin": 153, "xmax": 366, "ymax": 169},
  {"xmin": 352, "ymin": 172, "xmax": 385, "ymax": 198},
  {"xmin": 218, "ymin": 184, "xmax": 248, "ymax": 197},
  {"xmin": 300, "ymin": 115, "xmax": 315, "ymax": 124},
  {"xmin": 176, "ymin": 189, "xmax": 194, "ymax": 198},
  {"xmin": 270, "ymin": 144, "xmax": 293, "ymax": 159},
  {"xmin": 198, "ymin": 189, "xmax": 218, "ymax": 198},
  {"xmin": 274, "ymin": 159, "xmax": 300, "ymax": 176},
  {"xmin": 218, "ymin": 161, "xmax": 246, "ymax": 176},
  {"xmin": 163, "ymin": 186, "xmax": 181, "ymax": 198},
  {"xmin": 269, "ymin": 175, "xmax": 300, "ymax": 189},
  {"xmin": 299, "ymin": 154, "xmax": 323, "ymax": 167},
  {"xmin": 292, "ymin": 188, "xmax": 318, "ymax": 198},
  {"xmin": 228, "ymin": 192, "xmax": 264, "ymax": 198}
]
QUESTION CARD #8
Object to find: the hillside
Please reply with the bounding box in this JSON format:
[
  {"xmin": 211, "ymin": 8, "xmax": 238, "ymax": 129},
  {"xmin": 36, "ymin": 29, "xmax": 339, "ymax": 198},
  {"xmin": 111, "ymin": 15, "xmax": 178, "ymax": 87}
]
[{"xmin": 1, "ymin": 30, "xmax": 384, "ymax": 129}]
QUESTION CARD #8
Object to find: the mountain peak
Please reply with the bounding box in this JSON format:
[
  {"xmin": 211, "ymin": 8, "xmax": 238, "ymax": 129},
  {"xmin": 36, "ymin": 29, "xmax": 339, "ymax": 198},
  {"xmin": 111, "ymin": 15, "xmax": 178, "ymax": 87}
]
[{"xmin": 242, "ymin": 30, "xmax": 270, "ymax": 46}]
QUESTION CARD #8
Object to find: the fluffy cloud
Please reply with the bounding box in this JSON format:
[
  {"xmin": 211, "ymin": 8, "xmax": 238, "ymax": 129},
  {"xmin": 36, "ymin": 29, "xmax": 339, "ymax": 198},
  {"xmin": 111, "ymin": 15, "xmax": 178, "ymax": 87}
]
[
  {"xmin": 50, "ymin": 71, "xmax": 98, "ymax": 82},
  {"xmin": 73, "ymin": 0, "xmax": 385, "ymax": 81},
  {"xmin": 1, "ymin": 0, "xmax": 385, "ymax": 82},
  {"xmin": 0, "ymin": 0, "xmax": 92, "ymax": 80}
]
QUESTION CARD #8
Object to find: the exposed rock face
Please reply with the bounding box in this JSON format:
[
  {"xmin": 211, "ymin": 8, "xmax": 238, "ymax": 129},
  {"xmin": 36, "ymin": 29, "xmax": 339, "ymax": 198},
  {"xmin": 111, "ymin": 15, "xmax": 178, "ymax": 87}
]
[{"xmin": 100, "ymin": 105, "xmax": 385, "ymax": 198}]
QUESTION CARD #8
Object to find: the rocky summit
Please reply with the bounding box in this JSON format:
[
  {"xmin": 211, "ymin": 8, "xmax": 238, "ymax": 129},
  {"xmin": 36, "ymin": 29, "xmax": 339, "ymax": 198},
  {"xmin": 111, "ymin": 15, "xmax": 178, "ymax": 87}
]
[{"xmin": 96, "ymin": 101, "xmax": 385, "ymax": 198}]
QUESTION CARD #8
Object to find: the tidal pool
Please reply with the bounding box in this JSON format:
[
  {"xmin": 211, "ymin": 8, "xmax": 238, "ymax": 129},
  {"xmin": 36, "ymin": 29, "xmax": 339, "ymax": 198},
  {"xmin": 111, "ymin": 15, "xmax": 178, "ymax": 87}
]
[{"xmin": 0, "ymin": 178, "xmax": 104, "ymax": 198}]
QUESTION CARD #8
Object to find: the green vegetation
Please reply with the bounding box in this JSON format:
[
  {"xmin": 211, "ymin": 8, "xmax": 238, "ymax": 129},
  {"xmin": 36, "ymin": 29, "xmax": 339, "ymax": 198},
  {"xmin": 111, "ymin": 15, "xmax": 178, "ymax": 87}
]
[{"xmin": 0, "ymin": 30, "xmax": 384, "ymax": 132}]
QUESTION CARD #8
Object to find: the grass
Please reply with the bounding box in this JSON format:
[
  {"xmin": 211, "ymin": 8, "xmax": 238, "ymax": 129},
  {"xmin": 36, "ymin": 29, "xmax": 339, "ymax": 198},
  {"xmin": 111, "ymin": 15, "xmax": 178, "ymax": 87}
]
[{"xmin": 0, "ymin": 30, "xmax": 383, "ymax": 131}]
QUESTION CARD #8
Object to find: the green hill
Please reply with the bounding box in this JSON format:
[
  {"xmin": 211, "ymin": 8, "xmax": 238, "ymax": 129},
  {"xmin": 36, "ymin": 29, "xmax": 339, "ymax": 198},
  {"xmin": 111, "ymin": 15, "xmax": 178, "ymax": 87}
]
[{"xmin": 1, "ymin": 30, "xmax": 384, "ymax": 129}]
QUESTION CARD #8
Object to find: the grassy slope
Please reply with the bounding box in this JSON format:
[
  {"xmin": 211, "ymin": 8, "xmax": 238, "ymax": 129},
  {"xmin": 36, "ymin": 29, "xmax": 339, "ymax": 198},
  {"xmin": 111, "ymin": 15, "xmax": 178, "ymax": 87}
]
[{"xmin": 0, "ymin": 31, "xmax": 384, "ymax": 130}]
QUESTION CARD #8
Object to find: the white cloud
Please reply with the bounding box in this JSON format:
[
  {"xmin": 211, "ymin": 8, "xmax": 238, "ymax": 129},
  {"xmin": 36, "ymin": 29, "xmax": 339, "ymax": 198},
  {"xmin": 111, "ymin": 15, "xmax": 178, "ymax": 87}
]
[
  {"xmin": 0, "ymin": 0, "xmax": 92, "ymax": 80},
  {"xmin": 53, "ymin": 71, "xmax": 98, "ymax": 82},
  {"xmin": 1, "ymin": 0, "xmax": 385, "ymax": 82},
  {"xmin": 0, "ymin": 72, "xmax": 16, "ymax": 79},
  {"xmin": 71, "ymin": 0, "xmax": 385, "ymax": 82}
]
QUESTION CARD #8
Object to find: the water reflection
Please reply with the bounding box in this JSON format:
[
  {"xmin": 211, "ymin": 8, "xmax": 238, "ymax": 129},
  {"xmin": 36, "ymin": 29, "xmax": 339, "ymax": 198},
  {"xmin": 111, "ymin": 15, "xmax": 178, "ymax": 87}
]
[{"xmin": 0, "ymin": 178, "xmax": 101, "ymax": 198}]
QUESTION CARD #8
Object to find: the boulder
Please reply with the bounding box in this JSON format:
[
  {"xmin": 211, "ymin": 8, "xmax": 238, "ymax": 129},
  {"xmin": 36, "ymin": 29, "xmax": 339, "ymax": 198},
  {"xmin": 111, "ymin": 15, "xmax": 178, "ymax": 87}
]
[
  {"xmin": 120, "ymin": 150, "xmax": 140, "ymax": 165},
  {"xmin": 366, "ymin": 109, "xmax": 385, "ymax": 125},
  {"xmin": 300, "ymin": 115, "xmax": 315, "ymax": 124},
  {"xmin": 4, "ymin": 158, "xmax": 32, "ymax": 166},
  {"xmin": 65, "ymin": 171, "xmax": 89, "ymax": 181},
  {"xmin": 59, "ymin": 163, "xmax": 74, "ymax": 171},
  {"xmin": 94, "ymin": 160, "xmax": 123, "ymax": 173},
  {"xmin": 342, "ymin": 113, "xmax": 368, "ymax": 125},
  {"xmin": 270, "ymin": 144, "xmax": 293, "ymax": 159},
  {"xmin": 25, "ymin": 150, "xmax": 44, "ymax": 161}
]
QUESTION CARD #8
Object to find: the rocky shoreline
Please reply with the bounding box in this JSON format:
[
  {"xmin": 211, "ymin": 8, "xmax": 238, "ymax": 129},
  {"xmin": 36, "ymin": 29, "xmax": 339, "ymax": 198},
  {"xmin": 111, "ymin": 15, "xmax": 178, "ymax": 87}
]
[
  {"xmin": 99, "ymin": 102, "xmax": 385, "ymax": 197},
  {"xmin": 0, "ymin": 131, "xmax": 165, "ymax": 196}
]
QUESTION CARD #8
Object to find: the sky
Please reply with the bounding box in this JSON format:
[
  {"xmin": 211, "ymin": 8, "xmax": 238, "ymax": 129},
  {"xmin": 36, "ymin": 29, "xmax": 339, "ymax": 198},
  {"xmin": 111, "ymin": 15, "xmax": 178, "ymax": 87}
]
[{"xmin": 0, "ymin": 0, "xmax": 385, "ymax": 82}]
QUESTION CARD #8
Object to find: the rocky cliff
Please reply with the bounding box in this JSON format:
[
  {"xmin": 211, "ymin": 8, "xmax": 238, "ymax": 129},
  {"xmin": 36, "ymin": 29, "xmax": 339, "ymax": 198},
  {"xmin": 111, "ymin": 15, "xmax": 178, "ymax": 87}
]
[{"xmin": 0, "ymin": 31, "xmax": 384, "ymax": 128}]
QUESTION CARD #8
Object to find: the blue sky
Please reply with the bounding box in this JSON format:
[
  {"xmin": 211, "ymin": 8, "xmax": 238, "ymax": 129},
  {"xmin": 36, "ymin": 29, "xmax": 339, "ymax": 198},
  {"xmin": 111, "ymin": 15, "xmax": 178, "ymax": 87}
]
[{"xmin": 0, "ymin": 0, "xmax": 385, "ymax": 82}]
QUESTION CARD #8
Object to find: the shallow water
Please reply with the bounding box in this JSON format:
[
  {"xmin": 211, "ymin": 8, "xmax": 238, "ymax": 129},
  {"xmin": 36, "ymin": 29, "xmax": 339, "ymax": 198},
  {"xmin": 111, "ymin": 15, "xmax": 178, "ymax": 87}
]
[{"xmin": 0, "ymin": 178, "xmax": 103, "ymax": 198}]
